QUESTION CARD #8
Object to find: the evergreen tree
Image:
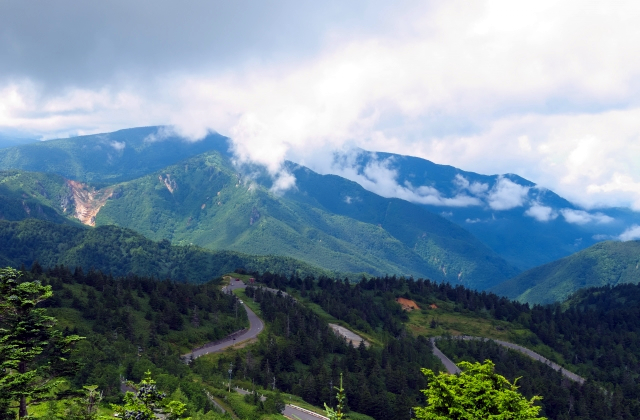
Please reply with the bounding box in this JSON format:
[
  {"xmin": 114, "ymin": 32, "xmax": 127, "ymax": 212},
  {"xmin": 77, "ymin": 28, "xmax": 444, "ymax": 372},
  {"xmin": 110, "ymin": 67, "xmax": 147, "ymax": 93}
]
[{"xmin": 0, "ymin": 267, "xmax": 83, "ymax": 418}]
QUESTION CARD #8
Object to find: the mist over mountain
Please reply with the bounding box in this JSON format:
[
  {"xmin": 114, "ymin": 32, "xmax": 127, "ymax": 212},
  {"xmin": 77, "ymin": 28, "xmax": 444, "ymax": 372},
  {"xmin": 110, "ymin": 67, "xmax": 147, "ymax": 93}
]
[
  {"xmin": 0, "ymin": 126, "xmax": 231, "ymax": 183},
  {"xmin": 1, "ymin": 126, "xmax": 639, "ymax": 295},
  {"xmin": 328, "ymin": 149, "xmax": 640, "ymax": 270}
]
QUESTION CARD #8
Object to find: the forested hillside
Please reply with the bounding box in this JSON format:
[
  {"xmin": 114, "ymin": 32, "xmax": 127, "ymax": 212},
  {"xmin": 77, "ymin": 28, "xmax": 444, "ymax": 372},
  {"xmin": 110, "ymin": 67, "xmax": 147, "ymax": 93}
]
[
  {"xmin": 0, "ymin": 151, "xmax": 519, "ymax": 289},
  {"xmin": 0, "ymin": 219, "xmax": 331, "ymax": 281},
  {"xmin": 493, "ymin": 240, "xmax": 640, "ymax": 304},
  {"xmin": 0, "ymin": 126, "xmax": 231, "ymax": 183},
  {"xmin": 9, "ymin": 266, "xmax": 244, "ymax": 416},
  {"xmin": 252, "ymin": 271, "xmax": 640, "ymax": 419}
]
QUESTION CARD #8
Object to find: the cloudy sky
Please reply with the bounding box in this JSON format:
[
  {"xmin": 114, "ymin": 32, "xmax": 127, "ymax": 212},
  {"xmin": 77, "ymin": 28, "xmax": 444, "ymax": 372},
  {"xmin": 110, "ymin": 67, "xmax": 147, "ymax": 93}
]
[{"xmin": 1, "ymin": 0, "xmax": 640, "ymax": 210}]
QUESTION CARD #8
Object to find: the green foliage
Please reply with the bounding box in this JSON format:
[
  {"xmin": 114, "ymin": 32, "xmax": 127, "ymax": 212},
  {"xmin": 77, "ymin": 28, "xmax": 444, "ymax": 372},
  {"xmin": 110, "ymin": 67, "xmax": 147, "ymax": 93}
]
[
  {"xmin": 59, "ymin": 385, "xmax": 103, "ymax": 420},
  {"xmin": 112, "ymin": 371, "xmax": 190, "ymax": 420},
  {"xmin": 0, "ymin": 140, "xmax": 518, "ymax": 290},
  {"xmin": 0, "ymin": 218, "xmax": 330, "ymax": 283},
  {"xmin": 493, "ymin": 240, "xmax": 640, "ymax": 304},
  {"xmin": 437, "ymin": 338, "xmax": 637, "ymax": 419},
  {"xmin": 0, "ymin": 267, "xmax": 84, "ymax": 418},
  {"xmin": 0, "ymin": 126, "xmax": 230, "ymax": 184},
  {"xmin": 414, "ymin": 360, "xmax": 545, "ymax": 420},
  {"xmin": 324, "ymin": 374, "xmax": 346, "ymax": 420}
]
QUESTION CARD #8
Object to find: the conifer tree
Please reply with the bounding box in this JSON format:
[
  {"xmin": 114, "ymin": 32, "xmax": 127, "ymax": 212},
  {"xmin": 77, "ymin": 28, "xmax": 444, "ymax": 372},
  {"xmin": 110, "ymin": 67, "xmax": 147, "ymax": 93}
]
[{"xmin": 0, "ymin": 267, "xmax": 83, "ymax": 418}]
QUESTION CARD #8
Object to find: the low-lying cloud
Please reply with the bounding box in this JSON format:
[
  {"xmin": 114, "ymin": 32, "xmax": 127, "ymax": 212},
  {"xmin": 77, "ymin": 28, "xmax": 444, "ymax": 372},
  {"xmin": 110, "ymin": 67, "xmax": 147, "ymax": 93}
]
[
  {"xmin": 330, "ymin": 154, "xmax": 483, "ymax": 207},
  {"xmin": 560, "ymin": 209, "xmax": 614, "ymax": 225},
  {"xmin": 525, "ymin": 203, "xmax": 558, "ymax": 222},
  {"xmin": 618, "ymin": 225, "xmax": 640, "ymax": 241},
  {"xmin": 486, "ymin": 177, "xmax": 530, "ymax": 211}
]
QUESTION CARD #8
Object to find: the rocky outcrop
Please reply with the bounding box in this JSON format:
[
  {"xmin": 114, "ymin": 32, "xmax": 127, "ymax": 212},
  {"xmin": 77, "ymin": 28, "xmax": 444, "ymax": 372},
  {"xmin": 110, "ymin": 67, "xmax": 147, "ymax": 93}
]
[
  {"xmin": 65, "ymin": 180, "xmax": 114, "ymax": 226},
  {"xmin": 159, "ymin": 174, "xmax": 177, "ymax": 193}
]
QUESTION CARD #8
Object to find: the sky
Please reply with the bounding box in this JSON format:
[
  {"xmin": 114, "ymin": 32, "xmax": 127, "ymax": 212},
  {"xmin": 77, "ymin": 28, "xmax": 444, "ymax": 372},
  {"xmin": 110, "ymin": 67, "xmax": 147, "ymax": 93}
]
[{"xmin": 1, "ymin": 0, "xmax": 640, "ymax": 210}]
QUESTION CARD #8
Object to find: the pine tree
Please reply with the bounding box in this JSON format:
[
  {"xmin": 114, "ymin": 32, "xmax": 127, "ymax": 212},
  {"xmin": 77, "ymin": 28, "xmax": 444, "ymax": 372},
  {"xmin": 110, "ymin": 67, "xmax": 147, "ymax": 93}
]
[{"xmin": 0, "ymin": 267, "xmax": 84, "ymax": 418}]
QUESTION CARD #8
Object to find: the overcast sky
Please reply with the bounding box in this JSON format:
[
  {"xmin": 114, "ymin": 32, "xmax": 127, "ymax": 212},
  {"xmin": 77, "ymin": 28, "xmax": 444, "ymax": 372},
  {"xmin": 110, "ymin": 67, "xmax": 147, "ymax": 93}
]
[{"xmin": 2, "ymin": 0, "xmax": 640, "ymax": 210}]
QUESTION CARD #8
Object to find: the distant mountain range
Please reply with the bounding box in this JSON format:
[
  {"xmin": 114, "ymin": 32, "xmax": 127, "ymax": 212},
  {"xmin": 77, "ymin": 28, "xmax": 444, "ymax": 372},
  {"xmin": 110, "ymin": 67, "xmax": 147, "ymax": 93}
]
[
  {"xmin": 0, "ymin": 126, "xmax": 638, "ymax": 297},
  {"xmin": 331, "ymin": 149, "xmax": 639, "ymax": 270},
  {"xmin": 492, "ymin": 240, "xmax": 640, "ymax": 304}
]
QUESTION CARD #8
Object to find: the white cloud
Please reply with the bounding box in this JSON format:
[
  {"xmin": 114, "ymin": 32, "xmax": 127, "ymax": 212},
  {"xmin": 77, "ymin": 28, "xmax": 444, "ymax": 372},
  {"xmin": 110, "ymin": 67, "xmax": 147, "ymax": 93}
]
[
  {"xmin": 524, "ymin": 203, "xmax": 557, "ymax": 222},
  {"xmin": 269, "ymin": 171, "xmax": 297, "ymax": 195},
  {"xmin": 2, "ymin": 1, "xmax": 640, "ymax": 208},
  {"xmin": 454, "ymin": 174, "xmax": 489, "ymax": 196},
  {"xmin": 487, "ymin": 177, "xmax": 530, "ymax": 210},
  {"xmin": 560, "ymin": 209, "xmax": 614, "ymax": 225},
  {"xmin": 619, "ymin": 225, "xmax": 640, "ymax": 241},
  {"xmin": 329, "ymin": 154, "xmax": 483, "ymax": 207},
  {"xmin": 110, "ymin": 140, "xmax": 125, "ymax": 151}
]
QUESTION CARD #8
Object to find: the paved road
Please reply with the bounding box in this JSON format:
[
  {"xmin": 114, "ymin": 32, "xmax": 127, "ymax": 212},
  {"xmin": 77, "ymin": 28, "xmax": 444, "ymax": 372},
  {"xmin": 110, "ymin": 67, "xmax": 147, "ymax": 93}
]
[
  {"xmin": 431, "ymin": 336, "xmax": 585, "ymax": 384},
  {"xmin": 181, "ymin": 283, "xmax": 264, "ymax": 360},
  {"xmin": 329, "ymin": 324, "xmax": 369, "ymax": 347},
  {"xmin": 234, "ymin": 387, "xmax": 327, "ymax": 420},
  {"xmin": 429, "ymin": 338, "xmax": 461, "ymax": 374}
]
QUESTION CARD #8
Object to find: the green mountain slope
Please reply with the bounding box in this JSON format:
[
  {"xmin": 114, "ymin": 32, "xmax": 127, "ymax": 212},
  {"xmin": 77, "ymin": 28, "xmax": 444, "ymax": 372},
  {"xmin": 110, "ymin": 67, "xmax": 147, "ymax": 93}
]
[
  {"xmin": 0, "ymin": 219, "xmax": 330, "ymax": 281},
  {"xmin": 0, "ymin": 126, "xmax": 230, "ymax": 183},
  {"xmin": 0, "ymin": 151, "xmax": 518, "ymax": 288},
  {"xmin": 491, "ymin": 240, "xmax": 640, "ymax": 304},
  {"xmin": 0, "ymin": 170, "xmax": 78, "ymax": 225},
  {"xmin": 92, "ymin": 152, "xmax": 517, "ymax": 289}
]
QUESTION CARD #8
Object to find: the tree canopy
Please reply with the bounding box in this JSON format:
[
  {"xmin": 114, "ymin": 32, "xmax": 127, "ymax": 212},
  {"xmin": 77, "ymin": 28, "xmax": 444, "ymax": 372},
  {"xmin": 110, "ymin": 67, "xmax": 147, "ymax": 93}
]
[
  {"xmin": 415, "ymin": 360, "xmax": 546, "ymax": 420},
  {"xmin": 0, "ymin": 267, "xmax": 83, "ymax": 418}
]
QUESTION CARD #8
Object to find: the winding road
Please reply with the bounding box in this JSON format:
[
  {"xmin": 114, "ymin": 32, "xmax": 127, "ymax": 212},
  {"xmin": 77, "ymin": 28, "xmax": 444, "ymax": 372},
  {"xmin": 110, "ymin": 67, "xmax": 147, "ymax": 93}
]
[
  {"xmin": 430, "ymin": 336, "xmax": 585, "ymax": 384},
  {"xmin": 234, "ymin": 387, "xmax": 328, "ymax": 420},
  {"xmin": 181, "ymin": 280, "xmax": 264, "ymax": 361}
]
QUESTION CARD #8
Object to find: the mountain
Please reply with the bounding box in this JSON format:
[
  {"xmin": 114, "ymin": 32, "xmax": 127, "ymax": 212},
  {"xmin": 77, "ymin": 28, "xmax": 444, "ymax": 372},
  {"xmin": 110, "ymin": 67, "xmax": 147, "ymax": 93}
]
[
  {"xmin": 335, "ymin": 149, "xmax": 639, "ymax": 270},
  {"xmin": 90, "ymin": 152, "xmax": 519, "ymax": 289},
  {"xmin": 0, "ymin": 170, "xmax": 79, "ymax": 225},
  {"xmin": 0, "ymin": 126, "xmax": 231, "ymax": 183},
  {"xmin": 0, "ymin": 134, "xmax": 39, "ymax": 149},
  {"xmin": 491, "ymin": 240, "xmax": 640, "ymax": 304},
  {"xmin": 0, "ymin": 219, "xmax": 330, "ymax": 281},
  {"xmin": 0, "ymin": 127, "xmax": 520, "ymax": 289}
]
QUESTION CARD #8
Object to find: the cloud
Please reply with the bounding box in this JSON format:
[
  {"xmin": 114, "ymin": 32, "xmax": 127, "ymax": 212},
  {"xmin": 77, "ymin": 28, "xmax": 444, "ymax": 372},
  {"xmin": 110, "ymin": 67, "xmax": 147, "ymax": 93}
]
[
  {"xmin": 2, "ymin": 1, "xmax": 640, "ymax": 208},
  {"xmin": 560, "ymin": 209, "xmax": 614, "ymax": 225},
  {"xmin": 487, "ymin": 177, "xmax": 530, "ymax": 210},
  {"xmin": 525, "ymin": 203, "xmax": 557, "ymax": 222},
  {"xmin": 329, "ymin": 153, "xmax": 482, "ymax": 207},
  {"xmin": 270, "ymin": 171, "xmax": 297, "ymax": 195},
  {"xmin": 110, "ymin": 141, "xmax": 125, "ymax": 151},
  {"xmin": 454, "ymin": 174, "xmax": 489, "ymax": 196},
  {"xmin": 619, "ymin": 225, "xmax": 640, "ymax": 241}
]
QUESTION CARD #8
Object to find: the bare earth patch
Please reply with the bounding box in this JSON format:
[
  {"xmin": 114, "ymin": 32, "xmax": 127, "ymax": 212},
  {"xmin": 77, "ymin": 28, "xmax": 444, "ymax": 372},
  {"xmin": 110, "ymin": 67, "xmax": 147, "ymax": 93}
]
[{"xmin": 396, "ymin": 297, "xmax": 421, "ymax": 311}]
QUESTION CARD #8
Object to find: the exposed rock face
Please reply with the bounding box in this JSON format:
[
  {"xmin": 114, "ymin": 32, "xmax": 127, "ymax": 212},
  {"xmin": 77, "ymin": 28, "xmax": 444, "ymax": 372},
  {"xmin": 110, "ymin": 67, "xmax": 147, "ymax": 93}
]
[
  {"xmin": 66, "ymin": 180, "xmax": 114, "ymax": 226},
  {"xmin": 159, "ymin": 174, "xmax": 177, "ymax": 193}
]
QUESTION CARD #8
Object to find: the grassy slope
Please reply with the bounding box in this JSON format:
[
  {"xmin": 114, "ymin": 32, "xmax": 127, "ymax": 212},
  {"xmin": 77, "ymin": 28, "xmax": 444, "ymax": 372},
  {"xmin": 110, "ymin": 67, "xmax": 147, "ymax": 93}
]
[{"xmin": 492, "ymin": 240, "xmax": 640, "ymax": 304}]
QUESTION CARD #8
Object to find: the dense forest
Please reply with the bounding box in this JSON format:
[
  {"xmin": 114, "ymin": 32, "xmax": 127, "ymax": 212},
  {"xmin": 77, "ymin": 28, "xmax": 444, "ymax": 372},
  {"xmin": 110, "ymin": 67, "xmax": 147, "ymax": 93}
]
[
  {"xmin": 8, "ymin": 261, "xmax": 640, "ymax": 419},
  {"xmin": 251, "ymin": 271, "xmax": 640, "ymax": 419},
  {"xmin": 15, "ymin": 264, "xmax": 245, "ymax": 415},
  {"xmin": 0, "ymin": 219, "xmax": 331, "ymax": 281}
]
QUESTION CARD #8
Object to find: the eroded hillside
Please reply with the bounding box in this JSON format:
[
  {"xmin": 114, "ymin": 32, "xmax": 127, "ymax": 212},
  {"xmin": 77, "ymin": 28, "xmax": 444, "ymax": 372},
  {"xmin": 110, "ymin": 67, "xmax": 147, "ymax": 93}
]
[{"xmin": 65, "ymin": 180, "xmax": 113, "ymax": 226}]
